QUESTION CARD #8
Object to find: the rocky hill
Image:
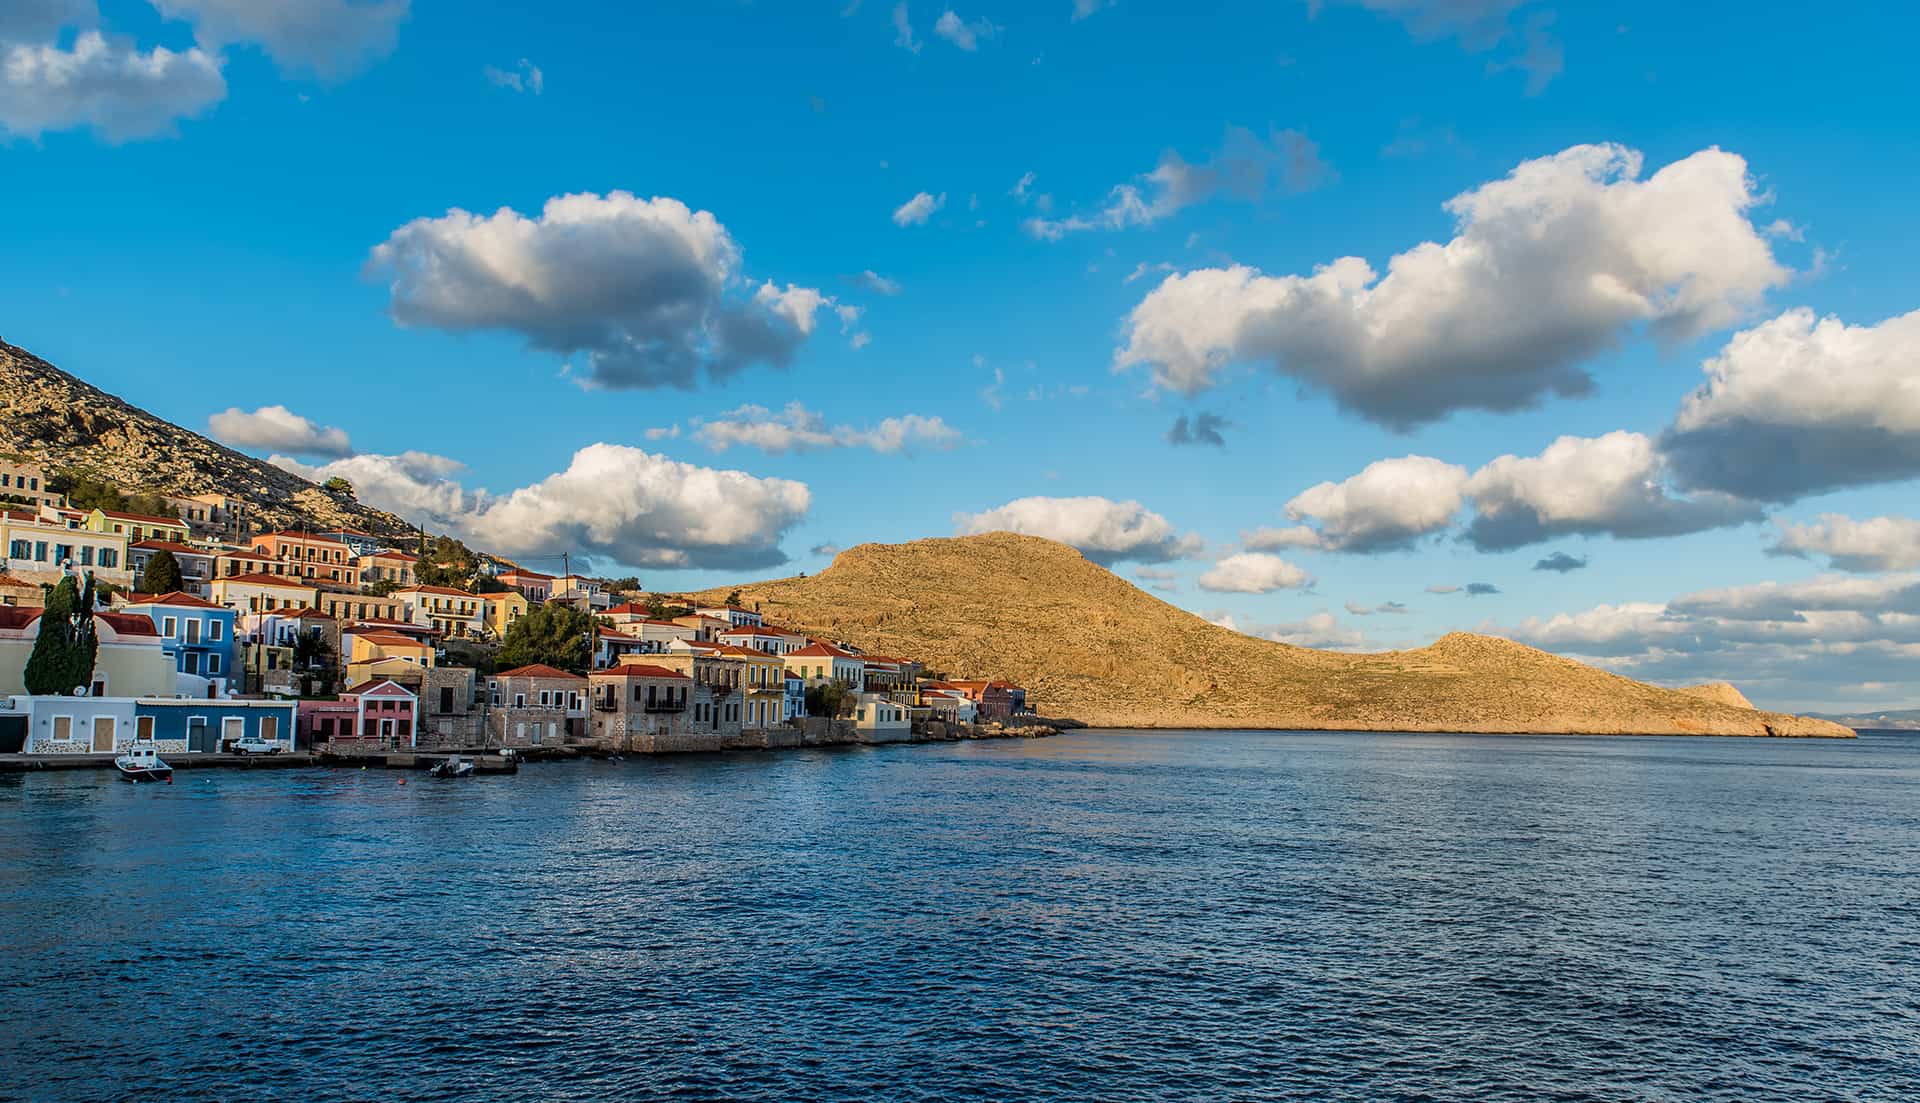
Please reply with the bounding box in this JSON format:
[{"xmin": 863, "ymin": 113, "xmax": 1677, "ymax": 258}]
[
  {"xmin": 691, "ymin": 534, "xmax": 1852, "ymax": 738},
  {"xmin": 0, "ymin": 338, "xmax": 412, "ymax": 537}
]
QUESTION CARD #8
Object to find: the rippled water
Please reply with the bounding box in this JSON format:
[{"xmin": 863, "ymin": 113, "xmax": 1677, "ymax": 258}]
[{"xmin": 3, "ymin": 730, "xmax": 1918, "ymax": 1101}]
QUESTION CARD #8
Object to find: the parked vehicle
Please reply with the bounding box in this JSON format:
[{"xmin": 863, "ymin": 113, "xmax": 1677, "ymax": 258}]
[{"xmin": 232, "ymin": 737, "xmax": 282, "ymax": 756}]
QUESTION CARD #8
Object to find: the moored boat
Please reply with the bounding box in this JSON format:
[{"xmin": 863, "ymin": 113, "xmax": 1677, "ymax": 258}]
[
  {"xmin": 114, "ymin": 740, "xmax": 173, "ymax": 784},
  {"xmin": 429, "ymin": 755, "xmax": 475, "ymax": 779}
]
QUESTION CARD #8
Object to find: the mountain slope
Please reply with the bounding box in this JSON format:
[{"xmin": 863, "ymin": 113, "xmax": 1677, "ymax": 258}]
[
  {"xmin": 692, "ymin": 534, "xmax": 1851, "ymax": 737},
  {"xmin": 0, "ymin": 338, "xmax": 412, "ymax": 536}
]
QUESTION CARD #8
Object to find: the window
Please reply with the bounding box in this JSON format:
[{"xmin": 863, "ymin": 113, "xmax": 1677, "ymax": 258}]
[
  {"xmin": 80, "ymin": 545, "xmax": 94, "ymax": 566},
  {"xmin": 514, "ymin": 693, "xmax": 526, "ymax": 709},
  {"xmin": 208, "ymin": 620, "xmax": 222, "ymax": 641},
  {"xmin": 439, "ymin": 687, "xmax": 454, "ymax": 713},
  {"xmin": 187, "ymin": 619, "xmax": 201, "ymax": 644},
  {"xmin": 7, "ymin": 539, "xmax": 26, "ymax": 560},
  {"xmin": 223, "ymin": 717, "xmax": 245, "ymax": 746},
  {"xmin": 209, "ymin": 654, "xmax": 221, "ymax": 674},
  {"xmin": 34, "ymin": 541, "xmax": 46, "ymax": 562},
  {"xmin": 54, "ymin": 543, "xmax": 72, "ymax": 564},
  {"xmin": 53, "ymin": 715, "xmax": 72, "ymax": 742},
  {"xmin": 183, "ymin": 652, "xmax": 200, "ymax": 675}
]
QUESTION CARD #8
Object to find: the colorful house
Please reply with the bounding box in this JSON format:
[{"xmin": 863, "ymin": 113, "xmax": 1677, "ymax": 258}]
[
  {"xmin": 486, "ymin": 664, "xmax": 588, "ymax": 746},
  {"xmin": 695, "ymin": 605, "xmax": 764, "ymax": 629},
  {"xmin": 85, "ymin": 507, "xmax": 190, "ymax": 545},
  {"xmin": 393, "ymin": 585, "xmax": 486, "ymax": 638},
  {"xmin": 120, "ymin": 591, "xmax": 237, "ymax": 697},
  {"xmin": 126, "ymin": 540, "xmax": 216, "ymax": 596},
  {"xmin": 496, "ymin": 568, "xmax": 553, "ymax": 602},
  {"xmin": 785, "ymin": 641, "xmax": 867, "ymax": 693},
  {"xmin": 2, "ymin": 512, "xmax": 130, "ymax": 587},
  {"xmin": 342, "ymin": 627, "xmax": 436, "ymax": 685},
  {"xmin": 355, "ymin": 548, "xmax": 418, "ymax": 588},
  {"xmin": 587, "ymin": 664, "xmax": 694, "ymax": 750},
  {"xmin": 479, "ymin": 589, "xmax": 528, "ymax": 637},
  {"xmin": 311, "ymin": 679, "xmax": 420, "ymax": 749},
  {"xmin": 134, "ymin": 697, "xmax": 297, "ymax": 753},
  {"xmin": 210, "ymin": 572, "xmax": 319, "ymax": 614},
  {"xmin": 250, "ymin": 531, "xmax": 361, "ymax": 591}
]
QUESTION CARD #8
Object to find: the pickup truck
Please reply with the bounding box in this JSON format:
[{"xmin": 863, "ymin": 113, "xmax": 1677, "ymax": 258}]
[{"xmin": 231, "ymin": 737, "xmax": 283, "ymax": 756}]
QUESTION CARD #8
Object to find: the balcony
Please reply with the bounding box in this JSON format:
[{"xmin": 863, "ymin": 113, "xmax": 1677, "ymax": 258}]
[{"xmin": 644, "ymin": 700, "xmax": 687, "ymax": 713}]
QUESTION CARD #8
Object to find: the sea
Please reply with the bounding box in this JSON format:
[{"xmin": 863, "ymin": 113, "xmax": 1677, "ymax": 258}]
[{"xmin": 2, "ymin": 729, "xmax": 1916, "ymax": 1102}]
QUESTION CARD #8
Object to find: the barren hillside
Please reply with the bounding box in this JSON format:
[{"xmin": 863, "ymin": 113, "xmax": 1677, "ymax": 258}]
[
  {"xmin": 0, "ymin": 338, "xmax": 413, "ymax": 537},
  {"xmin": 693, "ymin": 534, "xmax": 1851, "ymax": 737}
]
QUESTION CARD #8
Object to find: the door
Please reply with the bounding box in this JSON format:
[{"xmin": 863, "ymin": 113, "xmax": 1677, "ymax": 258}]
[
  {"xmin": 91, "ymin": 716, "xmax": 115, "ymax": 751},
  {"xmin": 222, "ymin": 716, "xmax": 244, "ymax": 750},
  {"xmin": 136, "ymin": 716, "xmax": 155, "ymax": 742},
  {"xmin": 259, "ymin": 715, "xmax": 278, "ymax": 748},
  {"xmin": 188, "ymin": 717, "xmax": 210, "ymax": 752}
]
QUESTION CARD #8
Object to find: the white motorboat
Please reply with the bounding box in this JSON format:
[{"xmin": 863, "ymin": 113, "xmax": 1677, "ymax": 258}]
[{"xmin": 114, "ymin": 740, "xmax": 173, "ymax": 784}]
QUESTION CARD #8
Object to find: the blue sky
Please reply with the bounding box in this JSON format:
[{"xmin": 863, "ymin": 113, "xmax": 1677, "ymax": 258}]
[{"xmin": 4, "ymin": 1, "xmax": 1917, "ymax": 712}]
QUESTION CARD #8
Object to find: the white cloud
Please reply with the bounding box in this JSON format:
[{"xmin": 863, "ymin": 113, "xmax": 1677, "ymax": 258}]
[
  {"xmin": 892, "ymin": 190, "xmax": 945, "ymax": 226},
  {"xmin": 1320, "ymin": 1, "xmax": 1562, "ymax": 93},
  {"xmin": 1663, "ymin": 307, "xmax": 1920, "ymax": 500},
  {"xmin": 1218, "ymin": 610, "xmax": 1367, "ymax": 650},
  {"xmin": 693, "ymin": 402, "xmax": 962, "ymax": 455},
  {"xmin": 1282, "ymin": 455, "xmax": 1469, "ymax": 552},
  {"xmin": 1010, "ymin": 170, "xmax": 1036, "ymax": 202},
  {"xmin": 644, "ymin": 425, "xmax": 680, "ymax": 441},
  {"xmin": 0, "ymin": 30, "xmax": 225, "ymax": 141},
  {"xmin": 1071, "ymin": 0, "xmax": 1110, "ymax": 19},
  {"xmin": 279, "ymin": 444, "xmax": 810, "ymax": 571},
  {"xmin": 1464, "ymin": 430, "xmax": 1759, "ymax": 550},
  {"xmin": 1769, "ymin": 514, "xmax": 1920, "ymax": 573},
  {"xmin": 891, "ymin": 2, "xmax": 921, "ymax": 52},
  {"xmin": 367, "ymin": 191, "xmax": 830, "ymax": 390},
  {"xmin": 151, "ymin": 0, "xmax": 408, "ymax": 80},
  {"xmin": 1346, "ymin": 600, "xmax": 1409, "ymax": 615},
  {"xmin": 1115, "ymin": 144, "xmax": 1787, "ymax": 428},
  {"xmin": 0, "ymin": 1, "xmax": 94, "ymax": 44},
  {"xmin": 933, "ymin": 9, "xmax": 997, "ymax": 50},
  {"xmin": 854, "ymin": 269, "xmax": 901, "ymax": 295},
  {"xmin": 1025, "ymin": 126, "xmax": 1330, "ymax": 241},
  {"xmin": 1243, "ymin": 525, "xmax": 1323, "ymax": 551},
  {"xmin": 209, "ymin": 404, "xmax": 353, "ymax": 458},
  {"xmin": 955, "ymin": 495, "xmax": 1202, "ymax": 564},
  {"xmin": 483, "ymin": 58, "xmax": 541, "ymax": 94},
  {"xmin": 1197, "ymin": 552, "xmax": 1312, "ymax": 593}
]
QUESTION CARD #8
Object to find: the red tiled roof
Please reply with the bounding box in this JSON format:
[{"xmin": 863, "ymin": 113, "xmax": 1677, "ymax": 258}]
[
  {"xmin": 127, "ymin": 591, "xmax": 222, "ymax": 609},
  {"xmin": 96, "ymin": 612, "xmax": 158, "ymax": 637},
  {"xmin": 129, "ymin": 539, "xmax": 210, "ymax": 553},
  {"xmin": 604, "ymin": 602, "xmax": 651, "ymax": 616},
  {"xmin": 790, "ymin": 642, "xmax": 854, "ymax": 659},
  {"xmin": 219, "ymin": 572, "xmax": 315, "ymax": 588},
  {"xmin": 345, "ymin": 678, "xmax": 416, "ymax": 697},
  {"xmin": 100, "ymin": 509, "xmax": 185, "ymax": 525},
  {"xmin": 349, "ymin": 630, "xmax": 429, "ymax": 648},
  {"xmin": 256, "ymin": 531, "xmax": 348, "ymax": 544},
  {"xmin": 594, "ymin": 664, "xmax": 690, "ymax": 681},
  {"xmin": 494, "ymin": 663, "xmax": 587, "ymax": 682}
]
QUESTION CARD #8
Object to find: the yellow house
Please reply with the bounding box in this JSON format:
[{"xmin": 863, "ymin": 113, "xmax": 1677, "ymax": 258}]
[
  {"xmin": 209, "ymin": 573, "xmax": 319, "ymax": 614},
  {"xmin": 3, "ymin": 510, "xmax": 132, "ymax": 587},
  {"xmin": 0, "ymin": 608, "xmax": 175, "ymax": 698},
  {"xmin": 85, "ymin": 507, "xmax": 191, "ymax": 545},
  {"xmin": 715, "ymin": 642, "xmax": 786, "ymax": 730},
  {"xmin": 479, "ymin": 589, "xmax": 529, "ymax": 637},
  {"xmin": 343, "ymin": 628, "xmax": 437, "ymax": 685}
]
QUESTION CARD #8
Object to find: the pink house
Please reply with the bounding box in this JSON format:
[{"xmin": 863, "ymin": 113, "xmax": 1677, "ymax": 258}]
[{"xmin": 299, "ymin": 678, "xmax": 420, "ymax": 750}]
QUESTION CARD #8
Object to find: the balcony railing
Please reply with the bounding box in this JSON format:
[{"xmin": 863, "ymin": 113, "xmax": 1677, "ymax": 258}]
[{"xmin": 644, "ymin": 700, "xmax": 687, "ymax": 713}]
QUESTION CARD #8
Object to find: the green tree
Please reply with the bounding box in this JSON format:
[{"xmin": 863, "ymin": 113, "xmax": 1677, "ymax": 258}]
[
  {"xmin": 804, "ymin": 678, "xmax": 855, "ymax": 720},
  {"xmin": 322, "ymin": 476, "xmax": 355, "ymax": 498},
  {"xmin": 45, "ymin": 471, "xmax": 177, "ymax": 518},
  {"xmin": 24, "ymin": 574, "xmax": 99, "ymax": 695},
  {"xmin": 644, "ymin": 595, "xmax": 692, "ymax": 620},
  {"xmin": 415, "ymin": 534, "xmax": 480, "ymax": 589},
  {"xmin": 496, "ymin": 602, "xmax": 600, "ymax": 675},
  {"xmin": 606, "ymin": 576, "xmax": 642, "ymax": 593},
  {"xmin": 724, "ymin": 589, "xmax": 743, "ymax": 607},
  {"xmin": 139, "ymin": 548, "xmax": 185, "ymax": 594},
  {"xmin": 364, "ymin": 578, "xmax": 401, "ymax": 597}
]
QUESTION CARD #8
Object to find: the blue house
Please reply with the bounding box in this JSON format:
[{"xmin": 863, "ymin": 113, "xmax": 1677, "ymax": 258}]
[
  {"xmin": 133, "ymin": 698, "xmax": 298, "ymax": 753},
  {"xmin": 121, "ymin": 591, "xmax": 238, "ymax": 697}
]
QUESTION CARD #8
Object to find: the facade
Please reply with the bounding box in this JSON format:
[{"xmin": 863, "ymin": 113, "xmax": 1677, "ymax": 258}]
[
  {"xmin": 86, "ymin": 612, "xmax": 176, "ymax": 699},
  {"xmin": 496, "ymin": 569, "xmax": 553, "ymax": 602},
  {"xmin": 162, "ymin": 493, "xmax": 250, "ymax": 544},
  {"xmin": 645, "ymin": 650, "xmax": 745, "ymax": 738},
  {"xmin": 695, "ymin": 605, "xmax": 764, "ymax": 628},
  {"xmin": 236, "ymin": 609, "xmax": 334, "ymax": 697},
  {"xmin": 121, "ymin": 592, "xmax": 237, "ymax": 697},
  {"xmin": 85, "ymin": 507, "xmax": 190, "ymax": 545},
  {"xmin": 919, "ymin": 686, "xmax": 979, "ymax": 724},
  {"xmin": 213, "ymin": 547, "xmax": 275, "ymax": 578},
  {"xmin": 1, "ymin": 513, "xmax": 130, "ymax": 587},
  {"xmin": 314, "ymin": 530, "xmax": 387, "ymax": 558},
  {"xmin": 717, "ymin": 625, "xmax": 803, "ymax": 656},
  {"xmin": 551, "ymin": 575, "xmax": 611, "ymax": 610},
  {"xmin": 126, "ymin": 540, "xmax": 216, "ymax": 596},
  {"xmin": 784, "ymin": 671, "xmax": 806, "ymax": 721},
  {"xmin": 342, "ymin": 628, "xmax": 436, "ymax": 686},
  {"xmin": 5, "ymin": 694, "xmax": 137, "ymax": 753},
  {"xmin": 394, "ymin": 586, "xmax": 486, "ymax": 638},
  {"xmin": 587, "ymin": 664, "xmax": 694, "ymax": 751},
  {"xmin": 0, "ymin": 460, "xmax": 60, "ymax": 508},
  {"xmin": 479, "ymin": 589, "xmax": 528, "ymax": 637},
  {"xmin": 718, "ymin": 643, "xmax": 786, "ymax": 730},
  {"xmin": 356, "ymin": 548, "xmax": 418, "ymax": 588},
  {"xmin": 485, "ymin": 664, "xmax": 588, "ymax": 747},
  {"xmin": 671, "ymin": 613, "xmax": 732, "ymax": 642},
  {"xmin": 315, "ymin": 591, "xmax": 404, "ymax": 625},
  {"xmin": 785, "ymin": 642, "xmax": 867, "ymax": 693},
  {"xmin": 315, "ymin": 679, "xmax": 420, "ymax": 750},
  {"xmin": 853, "ymin": 694, "xmax": 912, "ymax": 742},
  {"xmin": 134, "ymin": 697, "xmax": 297, "ymax": 754},
  {"xmin": 945, "ymin": 680, "xmax": 1027, "ymax": 721},
  {"xmin": 250, "ymin": 531, "xmax": 361, "ymax": 591},
  {"xmin": 210, "ymin": 572, "xmax": 319, "ymax": 614}
]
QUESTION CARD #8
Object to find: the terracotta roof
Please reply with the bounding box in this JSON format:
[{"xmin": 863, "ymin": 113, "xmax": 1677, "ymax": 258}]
[
  {"xmin": 790, "ymin": 642, "xmax": 855, "ymax": 659},
  {"xmin": 604, "ymin": 602, "xmax": 651, "ymax": 616},
  {"xmin": 349, "ymin": 630, "xmax": 429, "ymax": 648},
  {"xmin": 359, "ymin": 549, "xmax": 417, "ymax": 561},
  {"xmin": 397, "ymin": 585, "xmax": 478, "ymax": 597},
  {"xmin": 344, "ymin": 678, "xmax": 416, "ymax": 697},
  {"xmin": 130, "ymin": 539, "xmax": 211, "ymax": 553},
  {"xmin": 100, "ymin": 509, "xmax": 185, "ymax": 525},
  {"xmin": 593, "ymin": 664, "xmax": 690, "ymax": 681},
  {"xmin": 494, "ymin": 663, "xmax": 587, "ymax": 682},
  {"xmin": 219, "ymin": 572, "xmax": 315, "ymax": 588},
  {"xmin": 713, "ymin": 643, "xmax": 776, "ymax": 660},
  {"xmin": 498, "ymin": 568, "xmax": 553, "ymax": 580},
  {"xmin": 256, "ymin": 530, "xmax": 348, "ymax": 544},
  {"xmin": 96, "ymin": 612, "xmax": 158, "ymax": 637},
  {"xmin": 126, "ymin": 591, "xmax": 222, "ymax": 609}
]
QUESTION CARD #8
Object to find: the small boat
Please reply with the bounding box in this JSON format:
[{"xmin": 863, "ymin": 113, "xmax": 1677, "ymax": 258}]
[
  {"xmin": 428, "ymin": 755, "xmax": 475, "ymax": 779},
  {"xmin": 115, "ymin": 740, "xmax": 173, "ymax": 784}
]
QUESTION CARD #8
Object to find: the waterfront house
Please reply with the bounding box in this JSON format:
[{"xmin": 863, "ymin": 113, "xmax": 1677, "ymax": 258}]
[
  {"xmin": 784, "ymin": 670, "xmax": 806, "ymax": 721},
  {"xmin": 945, "ymin": 680, "xmax": 1028, "ymax": 721},
  {"xmin": 84, "ymin": 507, "xmax": 190, "ymax": 545},
  {"xmin": 5, "ymin": 693, "xmax": 137, "ymax": 753},
  {"xmin": 310, "ymin": 679, "xmax": 420, "ymax": 750},
  {"xmin": 355, "ymin": 548, "xmax": 418, "ymax": 588},
  {"xmin": 121, "ymin": 591, "xmax": 237, "ymax": 697},
  {"xmin": 587, "ymin": 664, "xmax": 694, "ymax": 750},
  {"xmin": 695, "ymin": 604, "xmax": 764, "ymax": 629},
  {"xmin": 486, "ymin": 664, "xmax": 587, "ymax": 746},
  {"xmin": 919, "ymin": 685, "xmax": 979, "ymax": 724},
  {"xmin": 495, "ymin": 568, "xmax": 553, "ymax": 602},
  {"xmin": 719, "ymin": 643, "xmax": 786, "ymax": 730},
  {"xmin": 478, "ymin": 589, "xmax": 528, "ymax": 637},
  {"xmin": 342, "ymin": 627, "xmax": 436, "ymax": 685},
  {"xmin": 785, "ymin": 641, "xmax": 866, "ymax": 693},
  {"xmin": 211, "ymin": 572, "xmax": 319, "ymax": 615},
  {"xmin": 646, "ymin": 650, "xmax": 745, "ymax": 738},
  {"xmin": 126, "ymin": 540, "xmax": 216, "ymax": 596},
  {"xmin": 393, "ymin": 585, "xmax": 486, "ymax": 638},
  {"xmin": 1, "ymin": 512, "xmax": 130, "ymax": 588},
  {"xmin": 0, "ymin": 460, "xmax": 61, "ymax": 509},
  {"xmin": 853, "ymin": 694, "xmax": 912, "ymax": 742},
  {"xmin": 0, "ymin": 605, "xmax": 174, "ymax": 699},
  {"xmin": 134, "ymin": 697, "xmax": 297, "ymax": 753}
]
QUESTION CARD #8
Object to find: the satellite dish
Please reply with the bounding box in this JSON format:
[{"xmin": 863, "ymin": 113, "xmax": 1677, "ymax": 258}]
[{"xmin": 73, "ymin": 685, "xmax": 89, "ymax": 697}]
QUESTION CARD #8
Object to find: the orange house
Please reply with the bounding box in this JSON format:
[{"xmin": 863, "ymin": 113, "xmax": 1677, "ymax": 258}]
[{"xmin": 251, "ymin": 532, "xmax": 361, "ymax": 592}]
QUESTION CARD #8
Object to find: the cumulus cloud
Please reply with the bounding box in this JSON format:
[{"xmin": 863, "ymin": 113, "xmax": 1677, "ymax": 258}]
[
  {"xmin": 484, "ymin": 58, "xmax": 541, "ymax": 94},
  {"xmin": 955, "ymin": 496, "xmax": 1202, "ymax": 564},
  {"xmin": 1282, "ymin": 455, "xmax": 1469, "ymax": 552},
  {"xmin": 280, "ymin": 443, "xmax": 809, "ymax": 571},
  {"xmin": 1225, "ymin": 610, "xmax": 1368, "ymax": 650},
  {"xmin": 1242, "ymin": 525, "xmax": 1322, "ymax": 551},
  {"xmin": 892, "ymin": 190, "xmax": 945, "ymax": 226},
  {"xmin": 1165, "ymin": 412, "xmax": 1230, "ymax": 447},
  {"xmin": 1024, "ymin": 125, "xmax": 1330, "ymax": 240},
  {"xmin": 1071, "ymin": 0, "xmax": 1110, "ymax": 19},
  {"xmin": 1662, "ymin": 307, "xmax": 1920, "ymax": 501},
  {"xmin": 1769, "ymin": 514, "xmax": 1920, "ymax": 573},
  {"xmin": 933, "ymin": 9, "xmax": 997, "ymax": 50},
  {"xmin": 210, "ymin": 405, "xmax": 353, "ymax": 458},
  {"xmin": 1197, "ymin": 552, "xmax": 1312, "ymax": 593},
  {"xmin": 1464, "ymin": 431, "xmax": 1760, "ymax": 550},
  {"xmin": 0, "ymin": 1, "xmax": 94, "ymax": 43},
  {"xmin": 1115, "ymin": 144, "xmax": 1787, "ymax": 428},
  {"xmin": 1425, "ymin": 584, "xmax": 1460, "ymax": 594},
  {"xmin": 0, "ymin": 30, "xmax": 225, "ymax": 141},
  {"xmin": 693, "ymin": 402, "xmax": 962, "ymax": 455},
  {"xmin": 151, "ymin": 0, "xmax": 408, "ymax": 80},
  {"xmin": 367, "ymin": 191, "xmax": 831, "ymax": 391},
  {"xmin": 1533, "ymin": 551, "xmax": 1589, "ymax": 573}
]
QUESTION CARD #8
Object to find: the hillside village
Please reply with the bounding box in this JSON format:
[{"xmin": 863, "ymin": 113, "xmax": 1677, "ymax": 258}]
[{"xmin": 0, "ymin": 457, "xmax": 1034, "ymax": 758}]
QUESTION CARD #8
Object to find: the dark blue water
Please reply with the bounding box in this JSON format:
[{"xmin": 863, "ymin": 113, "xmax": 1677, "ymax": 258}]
[{"xmin": 2, "ymin": 730, "xmax": 1917, "ymax": 1102}]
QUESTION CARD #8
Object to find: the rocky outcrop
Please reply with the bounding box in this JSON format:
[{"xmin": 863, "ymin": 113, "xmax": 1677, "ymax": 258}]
[
  {"xmin": 1676, "ymin": 682, "xmax": 1756, "ymax": 710},
  {"xmin": 0, "ymin": 338, "xmax": 413, "ymax": 537},
  {"xmin": 688, "ymin": 533, "xmax": 1854, "ymax": 738}
]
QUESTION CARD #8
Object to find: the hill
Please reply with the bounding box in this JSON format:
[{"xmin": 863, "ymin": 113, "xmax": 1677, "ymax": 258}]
[
  {"xmin": 0, "ymin": 337, "xmax": 413, "ymax": 537},
  {"xmin": 1675, "ymin": 682, "xmax": 1755, "ymax": 709},
  {"xmin": 690, "ymin": 533, "xmax": 1852, "ymax": 738}
]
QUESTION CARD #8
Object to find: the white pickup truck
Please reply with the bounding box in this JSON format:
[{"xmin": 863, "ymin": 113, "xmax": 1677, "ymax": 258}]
[{"xmin": 231, "ymin": 737, "xmax": 283, "ymax": 756}]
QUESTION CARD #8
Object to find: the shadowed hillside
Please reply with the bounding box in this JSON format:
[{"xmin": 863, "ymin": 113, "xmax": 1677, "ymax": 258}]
[
  {"xmin": 0, "ymin": 338, "xmax": 413, "ymax": 537},
  {"xmin": 693, "ymin": 534, "xmax": 1851, "ymax": 737}
]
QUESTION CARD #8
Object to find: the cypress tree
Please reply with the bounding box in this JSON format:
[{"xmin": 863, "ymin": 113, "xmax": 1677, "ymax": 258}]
[
  {"xmin": 139, "ymin": 548, "xmax": 184, "ymax": 594},
  {"xmin": 24, "ymin": 577, "xmax": 78, "ymax": 695}
]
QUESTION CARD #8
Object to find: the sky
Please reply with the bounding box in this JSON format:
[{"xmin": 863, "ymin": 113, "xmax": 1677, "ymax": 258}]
[{"xmin": 2, "ymin": 1, "xmax": 1917, "ymax": 713}]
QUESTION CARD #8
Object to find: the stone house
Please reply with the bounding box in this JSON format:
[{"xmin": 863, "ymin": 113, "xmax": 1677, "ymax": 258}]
[
  {"xmin": 485, "ymin": 663, "xmax": 587, "ymax": 746},
  {"xmin": 587, "ymin": 664, "xmax": 696, "ymax": 751}
]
